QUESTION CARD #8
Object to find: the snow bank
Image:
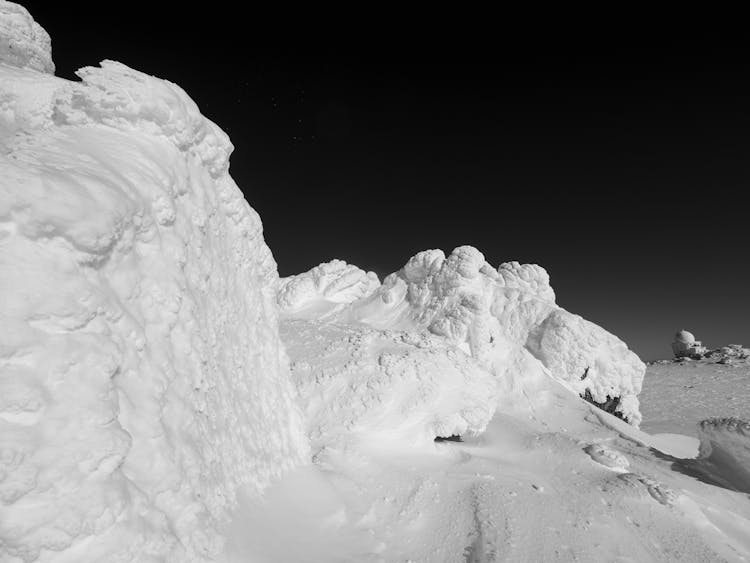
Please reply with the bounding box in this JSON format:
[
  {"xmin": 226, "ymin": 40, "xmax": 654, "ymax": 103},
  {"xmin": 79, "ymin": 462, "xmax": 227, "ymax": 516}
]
[
  {"xmin": 0, "ymin": 13, "xmax": 308, "ymax": 561},
  {"xmin": 281, "ymin": 319, "xmax": 497, "ymax": 452},
  {"xmin": 281, "ymin": 246, "xmax": 645, "ymax": 425}
]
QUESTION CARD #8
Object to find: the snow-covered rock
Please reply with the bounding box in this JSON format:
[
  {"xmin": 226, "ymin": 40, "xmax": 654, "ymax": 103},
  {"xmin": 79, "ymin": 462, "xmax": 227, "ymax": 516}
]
[
  {"xmin": 0, "ymin": 10, "xmax": 308, "ymax": 561},
  {"xmin": 0, "ymin": 1, "xmax": 53, "ymax": 74},
  {"xmin": 526, "ymin": 310, "xmax": 644, "ymax": 424},
  {"xmin": 282, "ymin": 246, "xmax": 645, "ymax": 425},
  {"xmin": 281, "ymin": 319, "xmax": 497, "ymax": 452}
]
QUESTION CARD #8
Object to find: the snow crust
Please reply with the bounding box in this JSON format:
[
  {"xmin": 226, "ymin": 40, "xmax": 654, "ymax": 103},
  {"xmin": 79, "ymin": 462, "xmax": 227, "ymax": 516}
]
[
  {"xmin": 280, "ymin": 245, "xmax": 645, "ymax": 425},
  {"xmin": 0, "ymin": 28, "xmax": 308, "ymax": 562},
  {"xmin": 0, "ymin": 1, "xmax": 53, "ymax": 74}
]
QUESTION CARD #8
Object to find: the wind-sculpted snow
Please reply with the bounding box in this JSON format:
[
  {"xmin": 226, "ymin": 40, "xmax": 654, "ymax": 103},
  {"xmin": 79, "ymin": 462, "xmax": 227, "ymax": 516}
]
[
  {"xmin": 0, "ymin": 1, "xmax": 53, "ymax": 74},
  {"xmin": 0, "ymin": 17, "xmax": 308, "ymax": 561},
  {"xmin": 280, "ymin": 319, "xmax": 497, "ymax": 452},
  {"xmin": 278, "ymin": 259, "xmax": 380, "ymax": 319},
  {"xmin": 282, "ymin": 246, "xmax": 645, "ymax": 424}
]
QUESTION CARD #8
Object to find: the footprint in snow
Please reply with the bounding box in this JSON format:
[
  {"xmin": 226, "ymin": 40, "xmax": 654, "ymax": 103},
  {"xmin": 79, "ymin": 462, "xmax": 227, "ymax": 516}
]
[
  {"xmin": 617, "ymin": 473, "xmax": 677, "ymax": 507},
  {"xmin": 584, "ymin": 443, "xmax": 630, "ymax": 471}
]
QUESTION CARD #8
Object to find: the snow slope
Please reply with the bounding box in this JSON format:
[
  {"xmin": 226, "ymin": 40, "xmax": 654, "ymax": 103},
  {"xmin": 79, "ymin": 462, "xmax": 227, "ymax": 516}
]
[
  {"xmin": 0, "ymin": 5, "xmax": 308, "ymax": 560},
  {"xmin": 227, "ymin": 374, "xmax": 750, "ymax": 562}
]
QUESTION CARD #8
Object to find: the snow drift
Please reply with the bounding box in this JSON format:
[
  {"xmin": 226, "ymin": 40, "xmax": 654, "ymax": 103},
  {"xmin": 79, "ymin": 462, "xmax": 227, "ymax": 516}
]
[
  {"xmin": 691, "ymin": 417, "xmax": 750, "ymax": 494},
  {"xmin": 280, "ymin": 246, "xmax": 645, "ymax": 425},
  {"xmin": 0, "ymin": 5, "xmax": 308, "ymax": 561}
]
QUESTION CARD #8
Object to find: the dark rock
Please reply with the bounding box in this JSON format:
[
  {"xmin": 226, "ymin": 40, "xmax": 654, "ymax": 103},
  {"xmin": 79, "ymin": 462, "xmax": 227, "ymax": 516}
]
[{"xmin": 580, "ymin": 389, "xmax": 628, "ymax": 423}]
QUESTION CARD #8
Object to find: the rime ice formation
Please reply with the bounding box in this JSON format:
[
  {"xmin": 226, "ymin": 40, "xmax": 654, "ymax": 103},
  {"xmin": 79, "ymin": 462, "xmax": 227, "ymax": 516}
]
[
  {"xmin": 0, "ymin": 12, "xmax": 308, "ymax": 562},
  {"xmin": 281, "ymin": 319, "xmax": 497, "ymax": 453},
  {"xmin": 280, "ymin": 246, "xmax": 646, "ymax": 425},
  {"xmin": 0, "ymin": 1, "xmax": 53, "ymax": 74}
]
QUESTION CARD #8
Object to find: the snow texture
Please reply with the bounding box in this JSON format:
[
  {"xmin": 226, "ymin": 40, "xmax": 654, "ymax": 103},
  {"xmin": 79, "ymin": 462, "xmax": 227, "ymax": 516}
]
[
  {"xmin": 281, "ymin": 245, "xmax": 645, "ymax": 425},
  {"xmin": 281, "ymin": 319, "xmax": 497, "ymax": 453},
  {"xmin": 0, "ymin": 15, "xmax": 308, "ymax": 561},
  {"xmin": 278, "ymin": 259, "xmax": 380, "ymax": 320},
  {"xmin": 0, "ymin": 1, "xmax": 53, "ymax": 74}
]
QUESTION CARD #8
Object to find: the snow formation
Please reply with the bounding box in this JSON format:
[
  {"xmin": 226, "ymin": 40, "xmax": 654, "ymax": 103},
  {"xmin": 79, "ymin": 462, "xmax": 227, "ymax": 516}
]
[
  {"xmin": 278, "ymin": 259, "xmax": 380, "ymax": 319},
  {"xmin": 0, "ymin": 9, "xmax": 308, "ymax": 561},
  {"xmin": 280, "ymin": 246, "xmax": 645, "ymax": 426},
  {"xmin": 0, "ymin": 1, "xmax": 52, "ymax": 74},
  {"xmin": 281, "ymin": 319, "xmax": 497, "ymax": 453}
]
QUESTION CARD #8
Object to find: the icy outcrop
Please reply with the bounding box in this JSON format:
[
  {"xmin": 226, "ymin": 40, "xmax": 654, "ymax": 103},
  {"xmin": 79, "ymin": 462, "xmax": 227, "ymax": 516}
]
[
  {"xmin": 278, "ymin": 259, "xmax": 380, "ymax": 319},
  {"xmin": 0, "ymin": 16, "xmax": 308, "ymax": 562},
  {"xmin": 0, "ymin": 1, "xmax": 53, "ymax": 74},
  {"xmin": 281, "ymin": 246, "xmax": 645, "ymax": 425},
  {"xmin": 281, "ymin": 319, "xmax": 497, "ymax": 452}
]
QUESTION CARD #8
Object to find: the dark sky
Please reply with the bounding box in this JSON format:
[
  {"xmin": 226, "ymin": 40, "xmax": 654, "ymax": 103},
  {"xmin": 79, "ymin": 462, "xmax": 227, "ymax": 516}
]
[{"xmin": 26, "ymin": 3, "xmax": 750, "ymax": 361}]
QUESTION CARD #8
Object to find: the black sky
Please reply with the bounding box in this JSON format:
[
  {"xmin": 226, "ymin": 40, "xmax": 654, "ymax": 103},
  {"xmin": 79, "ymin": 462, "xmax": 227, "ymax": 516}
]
[{"xmin": 25, "ymin": 3, "xmax": 750, "ymax": 361}]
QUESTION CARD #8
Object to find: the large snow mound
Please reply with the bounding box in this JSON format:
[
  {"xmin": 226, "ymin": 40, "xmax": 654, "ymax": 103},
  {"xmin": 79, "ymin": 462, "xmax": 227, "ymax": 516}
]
[
  {"xmin": 281, "ymin": 245, "xmax": 645, "ymax": 425},
  {"xmin": 281, "ymin": 319, "xmax": 497, "ymax": 452},
  {"xmin": 0, "ymin": 23, "xmax": 308, "ymax": 562},
  {"xmin": 0, "ymin": 1, "xmax": 53, "ymax": 73}
]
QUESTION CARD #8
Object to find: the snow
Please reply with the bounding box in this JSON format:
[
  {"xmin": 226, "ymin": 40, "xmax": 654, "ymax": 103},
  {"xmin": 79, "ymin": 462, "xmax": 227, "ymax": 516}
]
[
  {"xmin": 0, "ymin": 1, "xmax": 53, "ymax": 74},
  {"xmin": 278, "ymin": 259, "xmax": 380, "ymax": 320},
  {"xmin": 281, "ymin": 319, "xmax": 497, "ymax": 452},
  {"xmin": 3, "ymin": 4, "xmax": 750, "ymax": 562},
  {"xmin": 640, "ymin": 360, "xmax": 750, "ymax": 437},
  {"xmin": 0, "ymin": 20, "xmax": 307, "ymax": 561},
  {"xmin": 280, "ymin": 246, "xmax": 645, "ymax": 425}
]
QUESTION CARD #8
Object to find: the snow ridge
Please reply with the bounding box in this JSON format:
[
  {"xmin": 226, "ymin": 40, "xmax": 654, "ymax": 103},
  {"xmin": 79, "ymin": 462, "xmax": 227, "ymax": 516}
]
[{"xmin": 280, "ymin": 246, "xmax": 645, "ymax": 425}]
